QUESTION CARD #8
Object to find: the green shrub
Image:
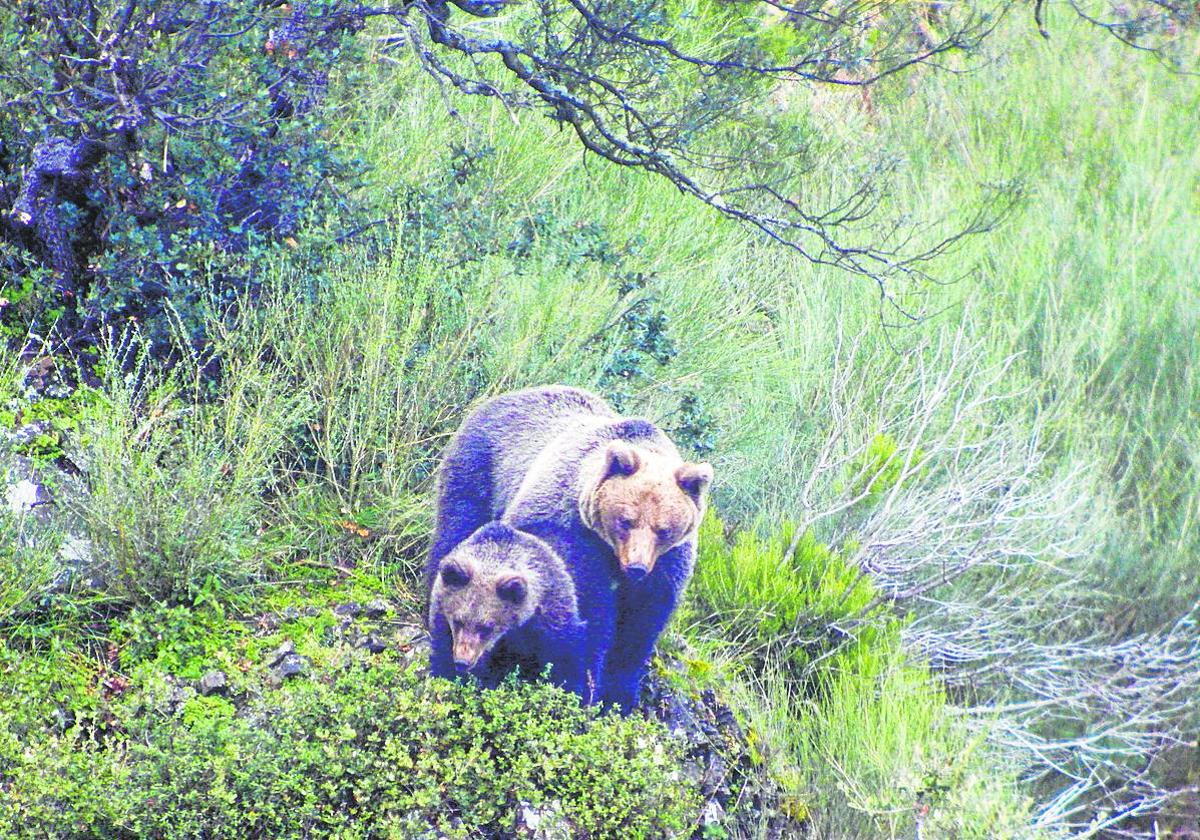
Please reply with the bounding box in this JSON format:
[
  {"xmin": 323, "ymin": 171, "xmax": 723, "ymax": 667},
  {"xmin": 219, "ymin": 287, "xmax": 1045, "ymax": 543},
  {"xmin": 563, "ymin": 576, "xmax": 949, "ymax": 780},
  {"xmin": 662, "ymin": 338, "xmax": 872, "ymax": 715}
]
[
  {"xmin": 0, "ymin": 511, "xmax": 61, "ymax": 625},
  {"xmin": 68, "ymin": 333, "xmax": 305, "ymax": 606},
  {"xmin": 0, "ymin": 662, "xmax": 700, "ymax": 840},
  {"xmin": 684, "ymin": 513, "xmax": 1034, "ymax": 838},
  {"xmin": 688, "ymin": 510, "xmax": 887, "ymax": 684},
  {"xmin": 0, "ymin": 1, "xmax": 368, "ymax": 342}
]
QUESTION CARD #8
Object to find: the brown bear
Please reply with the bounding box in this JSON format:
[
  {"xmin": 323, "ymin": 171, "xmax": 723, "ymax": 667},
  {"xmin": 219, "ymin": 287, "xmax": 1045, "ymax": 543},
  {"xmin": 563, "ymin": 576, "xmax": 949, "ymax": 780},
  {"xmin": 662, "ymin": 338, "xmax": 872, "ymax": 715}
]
[
  {"xmin": 430, "ymin": 385, "xmax": 712, "ymax": 709},
  {"xmin": 428, "ymin": 522, "xmax": 588, "ymax": 696}
]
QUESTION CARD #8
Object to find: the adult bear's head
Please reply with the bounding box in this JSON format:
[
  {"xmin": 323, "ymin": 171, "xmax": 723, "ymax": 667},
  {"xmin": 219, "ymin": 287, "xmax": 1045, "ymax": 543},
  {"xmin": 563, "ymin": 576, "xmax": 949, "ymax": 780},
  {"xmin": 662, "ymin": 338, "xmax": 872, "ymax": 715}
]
[{"xmin": 581, "ymin": 441, "xmax": 713, "ymax": 582}]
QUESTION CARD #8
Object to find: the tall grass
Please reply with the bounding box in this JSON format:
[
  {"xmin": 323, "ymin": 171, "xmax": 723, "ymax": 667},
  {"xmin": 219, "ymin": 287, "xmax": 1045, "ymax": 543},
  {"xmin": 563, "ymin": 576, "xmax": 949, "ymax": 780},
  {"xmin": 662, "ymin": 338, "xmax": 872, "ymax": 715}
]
[
  {"xmin": 866, "ymin": 20, "xmax": 1200, "ymax": 627},
  {"xmin": 69, "ymin": 322, "xmax": 307, "ymax": 605}
]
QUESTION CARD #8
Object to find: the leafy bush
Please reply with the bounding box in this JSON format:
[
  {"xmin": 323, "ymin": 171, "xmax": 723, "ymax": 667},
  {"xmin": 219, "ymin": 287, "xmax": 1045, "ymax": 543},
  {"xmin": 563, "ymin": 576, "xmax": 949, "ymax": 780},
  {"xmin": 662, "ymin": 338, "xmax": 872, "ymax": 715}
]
[
  {"xmin": 67, "ymin": 331, "xmax": 305, "ymax": 605},
  {"xmin": 0, "ymin": 1, "xmax": 369, "ymax": 339},
  {"xmin": 0, "ymin": 662, "xmax": 700, "ymax": 840}
]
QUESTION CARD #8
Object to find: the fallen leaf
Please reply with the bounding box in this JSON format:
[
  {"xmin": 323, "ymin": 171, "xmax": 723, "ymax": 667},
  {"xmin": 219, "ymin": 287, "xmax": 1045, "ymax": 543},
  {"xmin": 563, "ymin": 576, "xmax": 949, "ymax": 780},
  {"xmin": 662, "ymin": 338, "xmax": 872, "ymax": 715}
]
[{"xmin": 338, "ymin": 520, "xmax": 371, "ymax": 538}]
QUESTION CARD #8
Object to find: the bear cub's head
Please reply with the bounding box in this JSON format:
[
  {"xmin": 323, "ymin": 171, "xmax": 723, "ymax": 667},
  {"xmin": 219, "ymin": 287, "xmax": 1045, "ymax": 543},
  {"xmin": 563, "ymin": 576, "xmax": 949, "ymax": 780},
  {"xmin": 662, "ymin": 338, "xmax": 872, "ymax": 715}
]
[
  {"xmin": 429, "ymin": 522, "xmax": 557, "ymax": 671},
  {"xmin": 582, "ymin": 441, "xmax": 713, "ymax": 581}
]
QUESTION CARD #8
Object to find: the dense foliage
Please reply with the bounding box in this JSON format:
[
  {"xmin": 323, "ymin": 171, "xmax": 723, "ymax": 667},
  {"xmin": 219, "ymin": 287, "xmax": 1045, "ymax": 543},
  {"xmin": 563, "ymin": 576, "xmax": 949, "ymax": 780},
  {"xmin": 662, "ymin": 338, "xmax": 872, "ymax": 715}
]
[
  {"xmin": 0, "ymin": 656, "xmax": 699, "ymax": 838},
  {"xmin": 0, "ymin": 1, "xmax": 373, "ymax": 343}
]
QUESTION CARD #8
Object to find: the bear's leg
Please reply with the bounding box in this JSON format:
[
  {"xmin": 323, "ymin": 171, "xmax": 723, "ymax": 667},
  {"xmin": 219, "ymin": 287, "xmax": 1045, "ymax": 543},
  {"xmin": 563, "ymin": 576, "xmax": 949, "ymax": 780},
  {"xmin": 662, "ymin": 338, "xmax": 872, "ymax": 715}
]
[
  {"xmin": 429, "ymin": 433, "xmax": 495, "ymax": 566},
  {"xmin": 478, "ymin": 634, "xmax": 525, "ymax": 690},
  {"xmin": 603, "ymin": 571, "xmax": 681, "ymax": 712},
  {"xmin": 585, "ymin": 591, "xmax": 618, "ymax": 706},
  {"xmin": 428, "ymin": 614, "xmax": 457, "ymax": 680},
  {"xmin": 542, "ymin": 619, "xmax": 592, "ymax": 702}
]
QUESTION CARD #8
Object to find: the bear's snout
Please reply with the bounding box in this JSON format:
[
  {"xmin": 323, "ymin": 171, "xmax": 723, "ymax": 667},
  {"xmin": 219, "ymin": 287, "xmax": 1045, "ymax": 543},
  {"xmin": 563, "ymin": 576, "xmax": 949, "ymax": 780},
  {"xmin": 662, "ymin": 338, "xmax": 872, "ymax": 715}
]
[
  {"xmin": 452, "ymin": 631, "xmax": 488, "ymax": 669},
  {"xmin": 623, "ymin": 564, "xmax": 649, "ymax": 582},
  {"xmin": 617, "ymin": 529, "xmax": 658, "ymax": 580}
]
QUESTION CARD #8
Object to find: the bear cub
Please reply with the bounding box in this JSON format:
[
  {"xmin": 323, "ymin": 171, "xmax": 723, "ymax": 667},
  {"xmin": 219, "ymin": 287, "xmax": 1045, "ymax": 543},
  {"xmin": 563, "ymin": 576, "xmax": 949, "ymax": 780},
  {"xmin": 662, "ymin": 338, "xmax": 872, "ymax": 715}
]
[{"xmin": 428, "ymin": 522, "xmax": 589, "ymax": 697}]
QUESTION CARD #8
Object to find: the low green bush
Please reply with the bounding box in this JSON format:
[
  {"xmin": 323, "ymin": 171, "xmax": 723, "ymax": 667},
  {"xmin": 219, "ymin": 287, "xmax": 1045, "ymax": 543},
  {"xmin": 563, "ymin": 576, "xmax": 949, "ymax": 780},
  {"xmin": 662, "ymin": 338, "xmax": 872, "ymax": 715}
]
[
  {"xmin": 0, "ymin": 661, "xmax": 700, "ymax": 840},
  {"xmin": 688, "ymin": 510, "xmax": 888, "ymax": 685},
  {"xmin": 67, "ymin": 334, "xmax": 306, "ymax": 607},
  {"xmin": 684, "ymin": 513, "xmax": 1034, "ymax": 838}
]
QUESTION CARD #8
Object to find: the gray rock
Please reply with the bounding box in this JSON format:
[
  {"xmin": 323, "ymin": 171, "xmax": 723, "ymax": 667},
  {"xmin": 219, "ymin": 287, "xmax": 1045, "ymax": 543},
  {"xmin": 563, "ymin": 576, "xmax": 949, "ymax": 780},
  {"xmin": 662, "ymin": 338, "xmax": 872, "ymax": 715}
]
[
  {"xmin": 701, "ymin": 798, "xmax": 725, "ymax": 827},
  {"xmin": 4, "ymin": 477, "xmax": 47, "ymax": 514},
  {"xmin": 275, "ymin": 653, "xmax": 307, "ymax": 680},
  {"xmin": 59, "ymin": 535, "xmax": 92, "ymax": 566},
  {"xmin": 8, "ymin": 420, "xmax": 51, "ymax": 447},
  {"xmin": 198, "ymin": 670, "xmax": 228, "ymax": 696},
  {"xmin": 358, "ymin": 634, "xmax": 387, "ymax": 654},
  {"xmin": 3, "ymin": 454, "xmax": 50, "ymax": 515},
  {"xmin": 392, "ymin": 624, "xmax": 426, "ymax": 648},
  {"xmin": 167, "ymin": 682, "xmax": 192, "ymax": 709},
  {"xmin": 47, "ymin": 535, "xmax": 94, "ymax": 593},
  {"xmin": 268, "ymin": 640, "xmax": 295, "ymax": 666},
  {"xmin": 514, "ymin": 799, "xmax": 573, "ymax": 839},
  {"xmin": 333, "ymin": 602, "xmax": 362, "ymax": 619},
  {"xmin": 365, "ymin": 598, "xmax": 390, "ymax": 619}
]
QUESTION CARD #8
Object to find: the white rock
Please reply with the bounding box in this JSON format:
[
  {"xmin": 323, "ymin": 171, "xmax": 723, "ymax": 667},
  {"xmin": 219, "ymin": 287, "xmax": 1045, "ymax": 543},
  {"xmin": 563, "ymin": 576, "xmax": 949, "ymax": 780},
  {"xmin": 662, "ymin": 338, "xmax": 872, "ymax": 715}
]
[
  {"xmin": 60, "ymin": 535, "xmax": 93, "ymax": 565},
  {"xmin": 5, "ymin": 478, "xmax": 44, "ymax": 513},
  {"xmin": 702, "ymin": 799, "xmax": 725, "ymax": 826}
]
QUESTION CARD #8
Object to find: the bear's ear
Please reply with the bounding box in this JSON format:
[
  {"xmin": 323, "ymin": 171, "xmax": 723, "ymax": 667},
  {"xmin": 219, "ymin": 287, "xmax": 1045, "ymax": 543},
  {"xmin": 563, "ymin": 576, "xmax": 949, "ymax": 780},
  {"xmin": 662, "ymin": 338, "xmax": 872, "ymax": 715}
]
[
  {"xmin": 440, "ymin": 561, "xmax": 471, "ymax": 588},
  {"xmin": 676, "ymin": 462, "xmax": 714, "ymax": 504},
  {"xmin": 496, "ymin": 575, "xmax": 528, "ymax": 606},
  {"xmin": 602, "ymin": 441, "xmax": 641, "ymax": 480}
]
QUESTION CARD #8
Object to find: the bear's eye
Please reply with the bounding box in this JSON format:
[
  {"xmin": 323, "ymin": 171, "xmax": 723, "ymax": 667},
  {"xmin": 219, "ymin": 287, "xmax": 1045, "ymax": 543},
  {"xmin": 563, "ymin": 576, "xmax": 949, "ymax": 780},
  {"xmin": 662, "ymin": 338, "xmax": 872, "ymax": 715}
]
[
  {"xmin": 655, "ymin": 526, "xmax": 674, "ymax": 542},
  {"xmin": 616, "ymin": 513, "xmax": 636, "ymax": 531},
  {"xmin": 441, "ymin": 562, "xmax": 471, "ymax": 588}
]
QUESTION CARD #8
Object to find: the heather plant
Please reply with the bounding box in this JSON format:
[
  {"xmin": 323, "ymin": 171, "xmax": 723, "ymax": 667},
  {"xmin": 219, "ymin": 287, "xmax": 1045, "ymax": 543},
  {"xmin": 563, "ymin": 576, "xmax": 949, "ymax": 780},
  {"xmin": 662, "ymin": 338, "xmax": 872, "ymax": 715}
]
[
  {"xmin": 0, "ymin": 662, "xmax": 700, "ymax": 840},
  {"xmin": 66, "ymin": 325, "xmax": 306, "ymax": 605}
]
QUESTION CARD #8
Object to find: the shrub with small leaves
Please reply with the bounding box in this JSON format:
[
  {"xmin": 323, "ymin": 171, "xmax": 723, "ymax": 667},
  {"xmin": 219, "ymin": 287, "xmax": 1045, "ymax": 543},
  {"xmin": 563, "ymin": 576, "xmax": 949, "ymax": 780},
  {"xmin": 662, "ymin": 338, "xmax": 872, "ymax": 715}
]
[
  {"xmin": 0, "ymin": 1, "xmax": 369, "ymax": 342},
  {"xmin": 0, "ymin": 661, "xmax": 700, "ymax": 840}
]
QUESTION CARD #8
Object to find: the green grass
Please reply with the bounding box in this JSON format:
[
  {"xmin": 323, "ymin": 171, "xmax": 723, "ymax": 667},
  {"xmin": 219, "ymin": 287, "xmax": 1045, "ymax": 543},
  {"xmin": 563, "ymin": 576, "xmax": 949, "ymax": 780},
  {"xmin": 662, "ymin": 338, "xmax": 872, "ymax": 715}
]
[{"xmin": 684, "ymin": 512, "xmax": 1034, "ymax": 838}]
